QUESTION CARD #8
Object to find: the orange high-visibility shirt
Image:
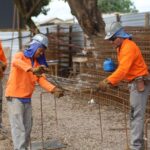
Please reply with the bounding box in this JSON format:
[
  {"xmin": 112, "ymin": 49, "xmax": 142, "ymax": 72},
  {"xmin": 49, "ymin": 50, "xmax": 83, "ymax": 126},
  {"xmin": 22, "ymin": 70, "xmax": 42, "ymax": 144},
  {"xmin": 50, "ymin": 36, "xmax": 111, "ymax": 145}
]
[
  {"xmin": 107, "ymin": 39, "xmax": 149, "ymax": 85},
  {"xmin": 0, "ymin": 41, "xmax": 7, "ymax": 64},
  {"xmin": 5, "ymin": 52, "xmax": 55, "ymax": 98}
]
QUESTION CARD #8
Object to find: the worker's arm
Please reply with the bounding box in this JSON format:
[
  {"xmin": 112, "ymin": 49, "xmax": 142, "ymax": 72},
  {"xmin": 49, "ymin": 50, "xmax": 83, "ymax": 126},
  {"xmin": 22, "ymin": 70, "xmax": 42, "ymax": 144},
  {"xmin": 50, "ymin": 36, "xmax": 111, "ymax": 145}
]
[
  {"xmin": 0, "ymin": 41, "xmax": 7, "ymax": 73},
  {"xmin": 107, "ymin": 45, "xmax": 136, "ymax": 85},
  {"xmin": 37, "ymin": 76, "xmax": 56, "ymax": 92},
  {"xmin": 37, "ymin": 76, "xmax": 64, "ymax": 98},
  {"xmin": 0, "ymin": 41, "xmax": 7, "ymax": 65},
  {"xmin": 12, "ymin": 53, "xmax": 32, "ymax": 72}
]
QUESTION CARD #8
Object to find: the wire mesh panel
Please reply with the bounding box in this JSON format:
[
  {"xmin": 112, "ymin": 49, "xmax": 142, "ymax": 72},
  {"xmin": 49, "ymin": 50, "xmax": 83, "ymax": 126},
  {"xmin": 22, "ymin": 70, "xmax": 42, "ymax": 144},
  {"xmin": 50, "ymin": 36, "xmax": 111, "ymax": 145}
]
[{"xmin": 30, "ymin": 85, "xmax": 131, "ymax": 150}]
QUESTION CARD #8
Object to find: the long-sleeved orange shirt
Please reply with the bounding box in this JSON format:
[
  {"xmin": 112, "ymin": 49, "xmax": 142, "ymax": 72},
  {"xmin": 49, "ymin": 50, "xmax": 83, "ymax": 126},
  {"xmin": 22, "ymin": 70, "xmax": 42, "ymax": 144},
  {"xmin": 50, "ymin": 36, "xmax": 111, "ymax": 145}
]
[
  {"xmin": 5, "ymin": 52, "xmax": 55, "ymax": 98},
  {"xmin": 0, "ymin": 41, "xmax": 7, "ymax": 64},
  {"xmin": 107, "ymin": 39, "xmax": 148, "ymax": 85}
]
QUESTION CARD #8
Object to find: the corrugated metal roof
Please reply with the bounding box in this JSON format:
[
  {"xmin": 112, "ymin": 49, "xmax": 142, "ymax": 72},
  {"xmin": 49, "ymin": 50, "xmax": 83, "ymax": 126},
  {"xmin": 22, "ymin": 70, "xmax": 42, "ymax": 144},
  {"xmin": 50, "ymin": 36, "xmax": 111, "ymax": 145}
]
[{"xmin": 103, "ymin": 12, "xmax": 150, "ymax": 27}]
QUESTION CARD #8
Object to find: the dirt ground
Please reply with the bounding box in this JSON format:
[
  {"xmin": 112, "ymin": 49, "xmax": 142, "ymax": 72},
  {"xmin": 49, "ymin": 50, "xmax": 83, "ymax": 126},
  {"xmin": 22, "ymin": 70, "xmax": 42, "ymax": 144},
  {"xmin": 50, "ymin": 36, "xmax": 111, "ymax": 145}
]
[{"xmin": 0, "ymin": 79, "xmax": 131, "ymax": 150}]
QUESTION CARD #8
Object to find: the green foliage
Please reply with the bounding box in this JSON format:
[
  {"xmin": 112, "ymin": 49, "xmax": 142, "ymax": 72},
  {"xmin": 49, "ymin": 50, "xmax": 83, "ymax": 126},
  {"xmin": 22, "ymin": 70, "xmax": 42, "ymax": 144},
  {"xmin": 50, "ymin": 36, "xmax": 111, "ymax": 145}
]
[
  {"xmin": 97, "ymin": 0, "xmax": 138, "ymax": 13},
  {"xmin": 32, "ymin": 0, "xmax": 51, "ymax": 16}
]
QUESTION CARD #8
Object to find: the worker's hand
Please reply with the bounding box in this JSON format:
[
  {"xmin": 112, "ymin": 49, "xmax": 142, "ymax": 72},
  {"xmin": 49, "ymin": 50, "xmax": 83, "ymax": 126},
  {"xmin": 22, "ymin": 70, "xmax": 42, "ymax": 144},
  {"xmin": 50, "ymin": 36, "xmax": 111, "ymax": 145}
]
[
  {"xmin": 0, "ymin": 61, "xmax": 6, "ymax": 79},
  {"xmin": 0, "ymin": 67, "xmax": 3, "ymax": 79},
  {"xmin": 32, "ymin": 65, "xmax": 48, "ymax": 76},
  {"xmin": 53, "ymin": 87, "xmax": 64, "ymax": 98},
  {"xmin": 0, "ymin": 61, "xmax": 6, "ymax": 71},
  {"xmin": 98, "ymin": 79, "xmax": 110, "ymax": 91}
]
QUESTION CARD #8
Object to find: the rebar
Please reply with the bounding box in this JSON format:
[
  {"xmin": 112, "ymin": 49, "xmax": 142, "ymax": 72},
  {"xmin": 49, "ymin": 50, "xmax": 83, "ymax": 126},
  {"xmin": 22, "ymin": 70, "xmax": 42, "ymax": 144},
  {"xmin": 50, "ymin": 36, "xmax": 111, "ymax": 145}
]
[
  {"xmin": 54, "ymin": 95, "xmax": 58, "ymax": 130},
  {"xmin": 30, "ymin": 91, "xmax": 60, "ymax": 150},
  {"xmin": 98, "ymin": 103, "xmax": 103, "ymax": 141},
  {"xmin": 123, "ymin": 97, "xmax": 130, "ymax": 150},
  {"xmin": 0, "ymin": 127, "xmax": 12, "ymax": 141},
  {"xmin": 40, "ymin": 92, "xmax": 47, "ymax": 150},
  {"xmin": 47, "ymin": 75, "xmax": 98, "ymax": 92},
  {"xmin": 28, "ymin": 75, "xmax": 132, "ymax": 149},
  {"xmin": 144, "ymin": 118, "xmax": 150, "ymax": 150}
]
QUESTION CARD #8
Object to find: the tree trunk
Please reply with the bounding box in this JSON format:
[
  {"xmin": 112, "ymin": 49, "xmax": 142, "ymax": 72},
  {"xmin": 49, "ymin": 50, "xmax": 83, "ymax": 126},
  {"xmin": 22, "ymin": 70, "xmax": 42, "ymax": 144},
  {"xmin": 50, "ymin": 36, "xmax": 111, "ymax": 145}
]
[
  {"xmin": 67, "ymin": 0, "xmax": 105, "ymax": 48},
  {"xmin": 14, "ymin": 0, "xmax": 39, "ymax": 33},
  {"xmin": 14, "ymin": 0, "xmax": 106, "ymax": 47}
]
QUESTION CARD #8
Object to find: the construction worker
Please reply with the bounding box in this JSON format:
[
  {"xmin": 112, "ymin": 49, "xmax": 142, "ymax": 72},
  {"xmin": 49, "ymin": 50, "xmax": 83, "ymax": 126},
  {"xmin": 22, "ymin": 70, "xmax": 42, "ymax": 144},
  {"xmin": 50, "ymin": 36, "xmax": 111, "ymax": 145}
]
[
  {"xmin": 98, "ymin": 22, "xmax": 150, "ymax": 150},
  {"xmin": 0, "ymin": 40, "xmax": 7, "ymax": 128},
  {"xmin": 5, "ymin": 34, "xmax": 63, "ymax": 150}
]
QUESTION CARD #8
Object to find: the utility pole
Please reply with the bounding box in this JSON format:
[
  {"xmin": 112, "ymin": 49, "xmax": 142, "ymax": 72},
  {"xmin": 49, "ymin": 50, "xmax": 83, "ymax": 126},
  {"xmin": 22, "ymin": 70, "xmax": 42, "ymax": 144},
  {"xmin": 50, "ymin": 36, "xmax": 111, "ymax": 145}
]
[{"xmin": 17, "ymin": 9, "xmax": 22, "ymax": 50}]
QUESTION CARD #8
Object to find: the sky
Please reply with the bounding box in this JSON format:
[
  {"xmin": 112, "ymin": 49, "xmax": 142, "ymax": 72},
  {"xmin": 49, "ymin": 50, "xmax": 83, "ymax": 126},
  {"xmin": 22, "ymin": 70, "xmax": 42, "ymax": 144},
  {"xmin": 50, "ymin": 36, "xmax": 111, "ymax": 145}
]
[
  {"xmin": 132, "ymin": 0, "xmax": 150, "ymax": 12},
  {"xmin": 32, "ymin": 0, "xmax": 73, "ymax": 24},
  {"xmin": 32, "ymin": 0, "xmax": 150, "ymax": 24}
]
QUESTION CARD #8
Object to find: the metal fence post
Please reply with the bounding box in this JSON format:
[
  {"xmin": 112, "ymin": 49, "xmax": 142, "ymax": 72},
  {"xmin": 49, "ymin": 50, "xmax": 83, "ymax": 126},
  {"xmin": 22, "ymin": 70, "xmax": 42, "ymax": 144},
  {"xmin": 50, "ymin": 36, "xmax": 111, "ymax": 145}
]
[{"xmin": 145, "ymin": 13, "xmax": 150, "ymax": 27}]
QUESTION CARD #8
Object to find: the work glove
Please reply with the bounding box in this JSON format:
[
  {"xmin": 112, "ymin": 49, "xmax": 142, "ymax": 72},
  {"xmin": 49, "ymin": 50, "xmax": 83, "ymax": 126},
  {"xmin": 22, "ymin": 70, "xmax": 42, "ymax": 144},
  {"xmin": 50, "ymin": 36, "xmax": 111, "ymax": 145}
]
[
  {"xmin": 0, "ymin": 61, "xmax": 6, "ymax": 71},
  {"xmin": 32, "ymin": 65, "xmax": 48, "ymax": 76},
  {"xmin": 53, "ymin": 87, "xmax": 64, "ymax": 98},
  {"xmin": 0, "ymin": 67, "xmax": 3, "ymax": 79},
  {"xmin": 0, "ymin": 61, "xmax": 6, "ymax": 79},
  {"xmin": 98, "ymin": 79, "xmax": 110, "ymax": 91}
]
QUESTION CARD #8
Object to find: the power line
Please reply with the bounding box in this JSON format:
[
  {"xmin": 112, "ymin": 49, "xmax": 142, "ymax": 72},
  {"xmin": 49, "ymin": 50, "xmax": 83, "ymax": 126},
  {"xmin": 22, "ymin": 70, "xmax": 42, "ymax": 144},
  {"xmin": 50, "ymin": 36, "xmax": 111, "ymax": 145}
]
[{"xmin": 1, "ymin": 34, "xmax": 31, "ymax": 42}]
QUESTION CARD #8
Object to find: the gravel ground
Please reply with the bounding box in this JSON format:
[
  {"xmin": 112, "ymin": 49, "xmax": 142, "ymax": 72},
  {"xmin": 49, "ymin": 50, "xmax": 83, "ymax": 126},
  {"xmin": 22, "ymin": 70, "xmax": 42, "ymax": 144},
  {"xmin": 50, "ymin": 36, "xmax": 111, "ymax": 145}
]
[{"xmin": 0, "ymin": 74, "xmax": 133, "ymax": 150}]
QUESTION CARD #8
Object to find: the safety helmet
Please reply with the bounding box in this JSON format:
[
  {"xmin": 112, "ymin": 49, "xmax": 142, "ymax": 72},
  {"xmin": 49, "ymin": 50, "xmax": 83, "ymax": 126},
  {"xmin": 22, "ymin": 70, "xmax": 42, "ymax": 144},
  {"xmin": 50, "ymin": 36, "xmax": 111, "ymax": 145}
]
[
  {"xmin": 105, "ymin": 22, "xmax": 123, "ymax": 40},
  {"xmin": 32, "ymin": 34, "xmax": 48, "ymax": 48}
]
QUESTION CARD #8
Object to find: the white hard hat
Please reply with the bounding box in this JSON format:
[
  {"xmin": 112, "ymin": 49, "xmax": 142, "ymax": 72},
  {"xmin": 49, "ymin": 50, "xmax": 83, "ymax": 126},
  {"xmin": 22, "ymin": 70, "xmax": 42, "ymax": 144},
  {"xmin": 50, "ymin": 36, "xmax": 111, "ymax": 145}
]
[
  {"xmin": 32, "ymin": 34, "xmax": 48, "ymax": 48},
  {"xmin": 105, "ymin": 22, "xmax": 123, "ymax": 40}
]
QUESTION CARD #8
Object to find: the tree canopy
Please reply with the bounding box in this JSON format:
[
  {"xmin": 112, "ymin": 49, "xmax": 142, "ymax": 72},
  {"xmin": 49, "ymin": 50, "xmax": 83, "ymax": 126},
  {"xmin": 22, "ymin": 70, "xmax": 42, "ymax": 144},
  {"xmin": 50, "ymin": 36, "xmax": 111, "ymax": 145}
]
[
  {"xmin": 97, "ymin": 0, "xmax": 138, "ymax": 13},
  {"xmin": 14, "ymin": 0, "xmax": 138, "ymax": 48},
  {"xmin": 30, "ymin": 0, "xmax": 137, "ymax": 18},
  {"xmin": 32, "ymin": 0, "xmax": 51, "ymax": 16},
  {"xmin": 14, "ymin": 0, "xmax": 51, "ymax": 30}
]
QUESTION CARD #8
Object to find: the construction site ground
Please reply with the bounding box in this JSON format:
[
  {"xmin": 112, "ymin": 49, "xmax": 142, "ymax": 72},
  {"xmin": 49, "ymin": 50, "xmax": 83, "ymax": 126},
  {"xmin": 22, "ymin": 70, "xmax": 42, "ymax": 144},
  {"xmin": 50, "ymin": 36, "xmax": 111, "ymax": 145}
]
[
  {"xmin": 0, "ymin": 85, "xmax": 133, "ymax": 150},
  {"xmin": 0, "ymin": 78, "xmax": 141, "ymax": 150}
]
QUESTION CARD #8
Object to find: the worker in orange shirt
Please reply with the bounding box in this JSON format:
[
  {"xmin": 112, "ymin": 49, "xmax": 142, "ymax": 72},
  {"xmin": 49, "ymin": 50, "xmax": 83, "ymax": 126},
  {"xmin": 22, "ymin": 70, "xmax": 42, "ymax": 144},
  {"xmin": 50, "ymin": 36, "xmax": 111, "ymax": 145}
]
[
  {"xmin": 0, "ymin": 40, "xmax": 7, "ymax": 128},
  {"xmin": 98, "ymin": 22, "xmax": 150, "ymax": 150},
  {"xmin": 5, "ymin": 34, "xmax": 63, "ymax": 150}
]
